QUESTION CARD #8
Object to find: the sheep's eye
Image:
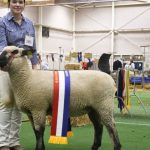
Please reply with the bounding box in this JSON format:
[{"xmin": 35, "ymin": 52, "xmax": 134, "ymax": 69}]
[{"xmin": 12, "ymin": 50, "xmax": 19, "ymax": 55}]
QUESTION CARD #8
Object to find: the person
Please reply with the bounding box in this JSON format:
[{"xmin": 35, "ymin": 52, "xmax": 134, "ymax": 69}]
[
  {"xmin": 37, "ymin": 53, "xmax": 50, "ymax": 70},
  {"xmin": 0, "ymin": 0, "xmax": 38, "ymax": 149},
  {"xmin": 125, "ymin": 59, "xmax": 135, "ymax": 70},
  {"xmin": 129, "ymin": 59, "xmax": 135, "ymax": 70}
]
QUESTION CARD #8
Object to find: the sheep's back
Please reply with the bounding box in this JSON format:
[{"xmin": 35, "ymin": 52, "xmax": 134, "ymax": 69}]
[{"xmin": 69, "ymin": 70, "xmax": 115, "ymax": 116}]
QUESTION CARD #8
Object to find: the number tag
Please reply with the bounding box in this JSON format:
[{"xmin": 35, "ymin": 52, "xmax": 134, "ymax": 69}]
[{"xmin": 25, "ymin": 35, "xmax": 34, "ymax": 47}]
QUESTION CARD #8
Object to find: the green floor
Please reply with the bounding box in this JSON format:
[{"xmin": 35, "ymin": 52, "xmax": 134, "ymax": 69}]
[
  {"xmin": 20, "ymin": 91, "xmax": 150, "ymax": 150},
  {"xmin": 20, "ymin": 122, "xmax": 150, "ymax": 150}
]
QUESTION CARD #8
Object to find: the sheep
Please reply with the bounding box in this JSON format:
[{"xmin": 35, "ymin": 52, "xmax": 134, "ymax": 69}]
[
  {"xmin": 0, "ymin": 48, "xmax": 121, "ymax": 150},
  {"xmin": 98, "ymin": 53, "xmax": 111, "ymax": 75}
]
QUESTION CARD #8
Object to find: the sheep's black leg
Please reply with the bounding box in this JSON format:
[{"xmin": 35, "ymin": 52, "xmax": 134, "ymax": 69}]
[
  {"xmin": 106, "ymin": 123, "xmax": 121, "ymax": 150},
  {"xmin": 103, "ymin": 118, "xmax": 121, "ymax": 150},
  {"xmin": 27, "ymin": 114, "xmax": 35, "ymax": 131},
  {"xmin": 27, "ymin": 113, "xmax": 46, "ymax": 150},
  {"xmin": 88, "ymin": 108, "xmax": 103, "ymax": 150},
  {"xmin": 34, "ymin": 126, "xmax": 45, "ymax": 150}
]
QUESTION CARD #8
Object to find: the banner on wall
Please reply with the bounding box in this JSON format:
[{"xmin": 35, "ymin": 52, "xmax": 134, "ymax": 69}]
[
  {"xmin": 2, "ymin": 0, "xmax": 8, "ymax": 3},
  {"xmin": 71, "ymin": 52, "xmax": 78, "ymax": 58},
  {"xmin": 65, "ymin": 56, "xmax": 71, "ymax": 61},
  {"xmin": 84, "ymin": 53, "xmax": 92, "ymax": 59}
]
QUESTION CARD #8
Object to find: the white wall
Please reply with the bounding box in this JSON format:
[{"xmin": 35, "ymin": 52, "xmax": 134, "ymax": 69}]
[
  {"xmin": 24, "ymin": 6, "xmax": 39, "ymax": 24},
  {"xmin": 75, "ymin": 5, "xmax": 150, "ymax": 56},
  {"xmin": 1, "ymin": 4, "xmax": 150, "ymax": 68},
  {"xmin": 75, "ymin": 33, "xmax": 111, "ymax": 54},
  {"xmin": 42, "ymin": 5, "xmax": 73, "ymax": 30},
  {"xmin": 39, "ymin": 5, "xmax": 74, "ymax": 70},
  {"xmin": 41, "ymin": 5, "xmax": 73, "ymax": 54},
  {"xmin": 114, "ymin": 5, "xmax": 150, "ymax": 56},
  {"xmin": 115, "ymin": 6, "xmax": 150, "ymax": 29},
  {"xmin": 42, "ymin": 30, "xmax": 73, "ymax": 53},
  {"xmin": 75, "ymin": 7, "xmax": 112, "ymax": 31}
]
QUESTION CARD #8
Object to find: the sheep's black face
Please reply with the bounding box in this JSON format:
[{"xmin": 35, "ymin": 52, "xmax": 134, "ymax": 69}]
[
  {"xmin": 0, "ymin": 51, "xmax": 9, "ymax": 69},
  {"xmin": 0, "ymin": 50, "xmax": 19, "ymax": 71},
  {"xmin": 0, "ymin": 49, "xmax": 35, "ymax": 70}
]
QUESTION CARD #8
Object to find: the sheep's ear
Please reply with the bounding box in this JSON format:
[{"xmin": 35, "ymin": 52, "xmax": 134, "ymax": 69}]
[{"xmin": 0, "ymin": 51, "xmax": 9, "ymax": 68}]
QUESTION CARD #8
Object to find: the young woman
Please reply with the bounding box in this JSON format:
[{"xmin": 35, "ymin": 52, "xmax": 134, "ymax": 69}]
[{"xmin": 0, "ymin": 0, "xmax": 38, "ymax": 149}]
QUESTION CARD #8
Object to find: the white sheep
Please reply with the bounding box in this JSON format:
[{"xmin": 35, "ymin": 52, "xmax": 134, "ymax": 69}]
[{"xmin": 0, "ymin": 48, "xmax": 121, "ymax": 150}]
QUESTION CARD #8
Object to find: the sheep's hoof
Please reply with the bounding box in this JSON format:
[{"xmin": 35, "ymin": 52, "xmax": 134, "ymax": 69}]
[
  {"xmin": 91, "ymin": 145, "xmax": 99, "ymax": 150},
  {"xmin": 114, "ymin": 145, "xmax": 121, "ymax": 150}
]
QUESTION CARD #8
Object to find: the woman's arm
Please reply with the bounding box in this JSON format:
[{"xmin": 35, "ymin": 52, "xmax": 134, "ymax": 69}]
[
  {"xmin": 30, "ymin": 22, "xmax": 38, "ymax": 68},
  {"xmin": 0, "ymin": 18, "xmax": 7, "ymax": 54}
]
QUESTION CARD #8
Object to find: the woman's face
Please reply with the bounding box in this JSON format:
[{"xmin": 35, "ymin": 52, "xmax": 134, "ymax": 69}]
[{"xmin": 9, "ymin": 0, "xmax": 25, "ymax": 16}]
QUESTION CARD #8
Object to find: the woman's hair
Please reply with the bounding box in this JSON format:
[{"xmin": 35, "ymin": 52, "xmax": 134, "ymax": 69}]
[{"xmin": 8, "ymin": 0, "xmax": 25, "ymax": 7}]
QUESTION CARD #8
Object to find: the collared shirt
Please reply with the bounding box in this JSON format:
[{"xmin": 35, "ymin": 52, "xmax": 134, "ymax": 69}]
[{"xmin": 0, "ymin": 12, "xmax": 38, "ymax": 65}]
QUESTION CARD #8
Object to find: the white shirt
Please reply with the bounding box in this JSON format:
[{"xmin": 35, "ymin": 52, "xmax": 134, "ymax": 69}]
[
  {"xmin": 130, "ymin": 63, "xmax": 135, "ymax": 69},
  {"xmin": 125, "ymin": 62, "xmax": 135, "ymax": 70},
  {"xmin": 41, "ymin": 61, "xmax": 49, "ymax": 70}
]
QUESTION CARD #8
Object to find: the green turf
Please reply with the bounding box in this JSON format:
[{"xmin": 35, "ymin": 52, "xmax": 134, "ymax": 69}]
[
  {"xmin": 20, "ymin": 122, "xmax": 150, "ymax": 150},
  {"xmin": 114, "ymin": 91, "xmax": 150, "ymax": 124},
  {"xmin": 20, "ymin": 91, "xmax": 150, "ymax": 150}
]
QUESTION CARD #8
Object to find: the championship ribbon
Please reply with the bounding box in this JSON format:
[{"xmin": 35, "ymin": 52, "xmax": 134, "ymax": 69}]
[{"xmin": 49, "ymin": 71, "xmax": 72, "ymax": 144}]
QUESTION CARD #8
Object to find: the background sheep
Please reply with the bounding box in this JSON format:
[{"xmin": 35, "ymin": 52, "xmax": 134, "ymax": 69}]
[
  {"xmin": 0, "ymin": 49, "xmax": 121, "ymax": 150},
  {"xmin": 98, "ymin": 53, "xmax": 111, "ymax": 75}
]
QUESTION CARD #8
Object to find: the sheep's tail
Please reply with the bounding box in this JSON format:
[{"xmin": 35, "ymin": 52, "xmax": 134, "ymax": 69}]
[{"xmin": 111, "ymin": 76, "xmax": 117, "ymax": 98}]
